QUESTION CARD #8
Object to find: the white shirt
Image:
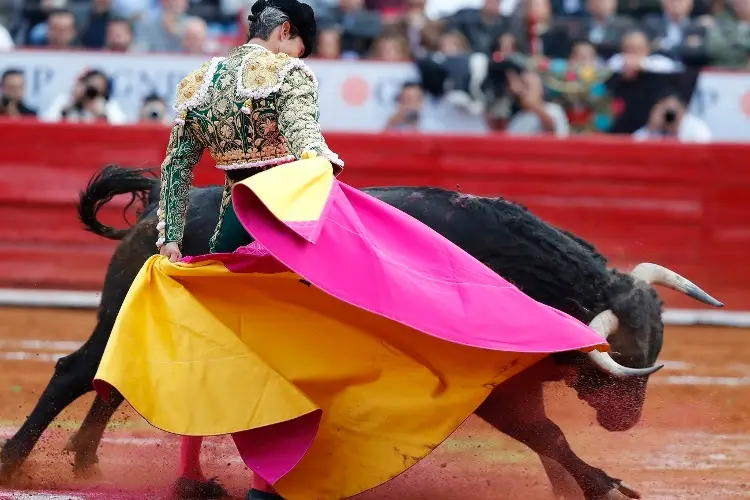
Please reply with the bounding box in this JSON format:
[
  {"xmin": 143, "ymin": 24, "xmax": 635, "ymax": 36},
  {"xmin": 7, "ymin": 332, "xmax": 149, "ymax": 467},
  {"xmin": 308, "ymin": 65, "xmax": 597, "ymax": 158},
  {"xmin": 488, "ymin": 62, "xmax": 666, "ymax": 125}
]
[
  {"xmin": 40, "ymin": 93, "xmax": 130, "ymax": 125},
  {"xmin": 633, "ymin": 114, "xmax": 712, "ymax": 143},
  {"xmin": 506, "ymin": 102, "xmax": 570, "ymax": 137},
  {"xmin": 0, "ymin": 24, "xmax": 13, "ymax": 52}
]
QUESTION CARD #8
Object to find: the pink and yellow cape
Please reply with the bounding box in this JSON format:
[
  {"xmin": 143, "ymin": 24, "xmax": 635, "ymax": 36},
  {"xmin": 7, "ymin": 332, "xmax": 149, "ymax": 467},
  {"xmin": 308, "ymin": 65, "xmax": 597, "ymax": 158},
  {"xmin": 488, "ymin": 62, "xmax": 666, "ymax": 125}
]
[{"xmin": 94, "ymin": 154, "xmax": 608, "ymax": 500}]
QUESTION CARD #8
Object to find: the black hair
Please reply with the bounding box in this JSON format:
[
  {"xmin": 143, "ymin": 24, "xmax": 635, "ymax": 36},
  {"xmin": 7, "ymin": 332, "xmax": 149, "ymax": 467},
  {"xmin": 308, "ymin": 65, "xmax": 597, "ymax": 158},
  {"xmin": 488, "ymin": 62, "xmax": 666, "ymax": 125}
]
[
  {"xmin": 396, "ymin": 81, "xmax": 423, "ymax": 102},
  {"xmin": 1, "ymin": 68, "xmax": 24, "ymax": 84},
  {"xmin": 80, "ymin": 69, "xmax": 112, "ymax": 100},
  {"xmin": 143, "ymin": 93, "xmax": 165, "ymax": 105},
  {"xmin": 47, "ymin": 8, "xmax": 76, "ymax": 23},
  {"xmin": 247, "ymin": 0, "xmax": 317, "ymax": 57},
  {"xmin": 108, "ymin": 15, "xmax": 134, "ymax": 33},
  {"xmin": 247, "ymin": 7, "xmax": 299, "ymax": 41}
]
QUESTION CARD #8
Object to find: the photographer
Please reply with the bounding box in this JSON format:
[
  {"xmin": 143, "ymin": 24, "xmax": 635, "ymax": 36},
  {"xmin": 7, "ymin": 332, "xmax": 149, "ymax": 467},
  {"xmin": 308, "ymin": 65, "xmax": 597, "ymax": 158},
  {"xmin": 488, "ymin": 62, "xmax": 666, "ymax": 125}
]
[
  {"xmin": 139, "ymin": 93, "xmax": 169, "ymax": 125},
  {"xmin": 0, "ymin": 69, "xmax": 37, "ymax": 118},
  {"xmin": 384, "ymin": 81, "xmax": 425, "ymax": 131},
  {"xmin": 633, "ymin": 91, "xmax": 711, "ymax": 143},
  {"xmin": 505, "ymin": 69, "xmax": 570, "ymax": 137},
  {"xmin": 41, "ymin": 69, "xmax": 127, "ymax": 124}
]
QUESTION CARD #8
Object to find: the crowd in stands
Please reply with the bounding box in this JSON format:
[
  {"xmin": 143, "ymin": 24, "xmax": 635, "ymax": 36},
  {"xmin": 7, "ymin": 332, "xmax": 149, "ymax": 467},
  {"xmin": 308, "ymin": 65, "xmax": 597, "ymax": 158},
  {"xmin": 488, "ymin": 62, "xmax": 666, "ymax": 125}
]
[{"xmin": 2, "ymin": 0, "xmax": 742, "ymax": 141}]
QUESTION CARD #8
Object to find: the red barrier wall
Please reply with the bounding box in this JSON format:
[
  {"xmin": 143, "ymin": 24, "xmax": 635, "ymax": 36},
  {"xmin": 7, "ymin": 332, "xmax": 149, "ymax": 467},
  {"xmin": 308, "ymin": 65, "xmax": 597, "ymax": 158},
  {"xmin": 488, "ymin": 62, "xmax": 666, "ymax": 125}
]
[{"xmin": 0, "ymin": 120, "xmax": 747, "ymax": 310}]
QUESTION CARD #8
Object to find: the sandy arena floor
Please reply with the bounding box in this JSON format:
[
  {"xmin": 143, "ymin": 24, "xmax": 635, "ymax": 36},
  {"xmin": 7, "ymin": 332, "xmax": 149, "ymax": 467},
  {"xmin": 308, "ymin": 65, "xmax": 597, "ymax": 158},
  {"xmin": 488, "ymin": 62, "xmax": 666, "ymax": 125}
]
[{"xmin": 0, "ymin": 307, "xmax": 748, "ymax": 499}]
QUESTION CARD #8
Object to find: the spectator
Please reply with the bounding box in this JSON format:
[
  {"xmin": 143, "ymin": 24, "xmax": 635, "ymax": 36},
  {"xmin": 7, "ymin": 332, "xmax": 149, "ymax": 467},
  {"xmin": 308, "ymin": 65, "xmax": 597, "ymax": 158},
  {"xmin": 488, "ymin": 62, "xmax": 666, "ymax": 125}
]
[
  {"xmin": 41, "ymin": 69, "xmax": 128, "ymax": 124},
  {"xmin": 642, "ymin": 0, "xmax": 712, "ymax": 64},
  {"xmin": 563, "ymin": 0, "xmax": 636, "ymax": 59},
  {"xmin": 45, "ymin": 8, "xmax": 78, "ymax": 49},
  {"xmin": 0, "ymin": 69, "xmax": 37, "ymax": 118},
  {"xmin": 633, "ymin": 91, "xmax": 711, "ymax": 141},
  {"xmin": 370, "ymin": 32, "xmax": 412, "ymax": 60},
  {"xmin": 606, "ymin": 29, "xmax": 683, "ymax": 133},
  {"xmin": 105, "ymin": 16, "xmax": 134, "ymax": 51},
  {"xmin": 139, "ymin": 93, "xmax": 170, "ymax": 124},
  {"xmin": 315, "ymin": 27, "xmax": 342, "ymax": 59},
  {"xmin": 135, "ymin": 0, "xmax": 189, "ymax": 53},
  {"xmin": 181, "ymin": 15, "xmax": 208, "ymax": 54},
  {"xmin": 493, "ymin": 31, "xmax": 521, "ymax": 58},
  {"xmin": 14, "ymin": 0, "xmax": 67, "ymax": 46},
  {"xmin": 529, "ymin": 41, "xmax": 615, "ymax": 133},
  {"xmin": 437, "ymin": 30, "xmax": 471, "ymax": 54},
  {"xmin": 384, "ymin": 81, "xmax": 425, "ymax": 131},
  {"xmin": 444, "ymin": 0, "xmax": 509, "ymax": 54},
  {"xmin": 568, "ymin": 39, "xmax": 598, "ymax": 64},
  {"xmin": 318, "ymin": 0, "xmax": 383, "ymax": 57},
  {"xmin": 706, "ymin": 0, "xmax": 750, "ymax": 67},
  {"xmin": 506, "ymin": 69, "xmax": 570, "ymax": 136},
  {"xmin": 79, "ymin": 0, "xmax": 117, "ymax": 49},
  {"xmin": 527, "ymin": 0, "xmax": 574, "ymax": 57},
  {"xmin": 387, "ymin": 0, "xmax": 433, "ymax": 58}
]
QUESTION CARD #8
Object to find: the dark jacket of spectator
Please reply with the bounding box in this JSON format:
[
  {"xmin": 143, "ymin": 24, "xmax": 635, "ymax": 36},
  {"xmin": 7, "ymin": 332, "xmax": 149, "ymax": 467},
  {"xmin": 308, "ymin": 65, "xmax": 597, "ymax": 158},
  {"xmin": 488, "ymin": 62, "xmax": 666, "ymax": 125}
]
[
  {"xmin": 79, "ymin": 0, "xmax": 117, "ymax": 49},
  {"xmin": 606, "ymin": 53, "xmax": 684, "ymax": 133},
  {"xmin": 444, "ymin": 7, "xmax": 510, "ymax": 54},
  {"xmin": 317, "ymin": 3, "xmax": 383, "ymax": 56},
  {"xmin": 563, "ymin": 15, "xmax": 637, "ymax": 58},
  {"xmin": 706, "ymin": 3, "xmax": 750, "ymax": 68},
  {"xmin": 642, "ymin": 13, "xmax": 711, "ymax": 65}
]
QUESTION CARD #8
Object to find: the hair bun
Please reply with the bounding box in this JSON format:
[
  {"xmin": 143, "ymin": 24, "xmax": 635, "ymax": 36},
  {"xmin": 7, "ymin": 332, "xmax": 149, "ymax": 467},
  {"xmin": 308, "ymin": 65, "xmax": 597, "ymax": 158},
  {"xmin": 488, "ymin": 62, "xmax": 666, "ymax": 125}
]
[{"xmin": 247, "ymin": 13, "xmax": 258, "ymax": 23}]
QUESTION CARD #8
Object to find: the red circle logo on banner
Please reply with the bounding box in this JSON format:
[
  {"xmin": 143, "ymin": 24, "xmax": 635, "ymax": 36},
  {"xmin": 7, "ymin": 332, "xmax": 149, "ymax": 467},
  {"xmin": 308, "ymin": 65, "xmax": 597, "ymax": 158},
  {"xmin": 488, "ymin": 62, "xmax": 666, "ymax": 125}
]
[
  {"xmin": 740, "ymin": 91, "xmax": 750, "ymax": 117},
  {"xmin": 341, "ymin": 76, "xmax": 369, "ymax": 107}
]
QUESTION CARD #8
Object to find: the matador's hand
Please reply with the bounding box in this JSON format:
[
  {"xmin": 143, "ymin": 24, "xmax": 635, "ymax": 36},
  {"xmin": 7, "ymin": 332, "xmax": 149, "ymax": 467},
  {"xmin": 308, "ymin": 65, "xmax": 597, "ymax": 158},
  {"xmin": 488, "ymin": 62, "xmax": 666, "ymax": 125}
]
[{"xmin": 160, "ymin": 242, "xmax": 182, "ymax": 263}]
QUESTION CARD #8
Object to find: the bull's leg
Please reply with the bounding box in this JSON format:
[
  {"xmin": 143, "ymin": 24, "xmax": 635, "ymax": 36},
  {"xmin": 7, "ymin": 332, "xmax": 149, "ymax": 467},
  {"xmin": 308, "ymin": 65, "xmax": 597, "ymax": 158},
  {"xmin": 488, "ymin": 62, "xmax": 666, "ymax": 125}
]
[
  {"xmin": 540, "ymin": 455, "xmax": 584, "ymax": 499},
  {"xmin": 475, "ymin": 367, "xmax": 639, "ymax": 500},
  {"xmin": 0, "ymin": 346, "xmax": 100, "ymax": 481},
  {"xmin": 64, "ymin": 393, "xmax": 124, "ymax": 476}
]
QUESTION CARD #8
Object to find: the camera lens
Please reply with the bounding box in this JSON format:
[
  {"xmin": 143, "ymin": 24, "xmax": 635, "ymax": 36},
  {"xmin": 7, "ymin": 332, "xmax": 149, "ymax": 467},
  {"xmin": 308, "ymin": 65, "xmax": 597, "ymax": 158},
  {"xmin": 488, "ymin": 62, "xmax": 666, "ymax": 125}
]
[
  {"xmin": 85, "ymin": 85, "xmax": 100, "ymax": 100},
  {"xmin": 148, "ymin": 110, "xmax": 160, "ymax": 120}
]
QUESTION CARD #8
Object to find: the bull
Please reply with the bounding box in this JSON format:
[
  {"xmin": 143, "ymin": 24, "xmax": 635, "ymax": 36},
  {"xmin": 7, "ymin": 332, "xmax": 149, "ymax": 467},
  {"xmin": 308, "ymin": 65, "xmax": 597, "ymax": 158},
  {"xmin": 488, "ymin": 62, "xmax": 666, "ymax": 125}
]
[{"xmin": 0, "ymin": 165, "xmax": 722, "ymax": 500}]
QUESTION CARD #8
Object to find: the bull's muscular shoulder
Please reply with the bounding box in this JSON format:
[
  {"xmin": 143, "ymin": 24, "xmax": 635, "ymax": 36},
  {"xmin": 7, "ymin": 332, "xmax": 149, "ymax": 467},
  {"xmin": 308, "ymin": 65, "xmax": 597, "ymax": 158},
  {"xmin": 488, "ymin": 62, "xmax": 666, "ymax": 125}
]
[
  {"xmin": 174, "ymin": 57, "xmax": 224, "ymax": 114},
  {"xmin": 239, "ymin": 51, "xmax": 317, "ymax": 99}
]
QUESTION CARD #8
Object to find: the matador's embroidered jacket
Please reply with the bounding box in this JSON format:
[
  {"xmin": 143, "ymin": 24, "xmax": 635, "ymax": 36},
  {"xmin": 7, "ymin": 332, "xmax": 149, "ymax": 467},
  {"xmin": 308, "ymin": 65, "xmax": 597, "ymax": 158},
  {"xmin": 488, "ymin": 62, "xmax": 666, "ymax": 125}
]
[{"xmin": 156, "ymin": 43, "xmax": 344, "ymax": 249}]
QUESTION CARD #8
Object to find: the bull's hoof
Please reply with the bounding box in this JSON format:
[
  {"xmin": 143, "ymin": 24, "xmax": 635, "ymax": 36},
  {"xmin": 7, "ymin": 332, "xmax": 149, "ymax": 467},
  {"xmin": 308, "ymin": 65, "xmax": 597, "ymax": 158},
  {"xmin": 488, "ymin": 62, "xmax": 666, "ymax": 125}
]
[
  {"xmin": 63, "ymin": 435, "xmax": 77, "ymax": 453},
  {"xmin": 613, "ymin": 481, "xmax": 641, "ymax": 499},
  {"xmin": 600, "ymin": 481, "xmax": 641, "ymax": 500},
  {"xmin": 72, "ymin": 461, "xmax": 102, "ymax": 480},
  {"xmin": 173, "ymin": 477, "xmax": 229, "ymax": 499},
  {"xmin": 0, "ymin": 447, "xmax": 22, "ymax": 482}
]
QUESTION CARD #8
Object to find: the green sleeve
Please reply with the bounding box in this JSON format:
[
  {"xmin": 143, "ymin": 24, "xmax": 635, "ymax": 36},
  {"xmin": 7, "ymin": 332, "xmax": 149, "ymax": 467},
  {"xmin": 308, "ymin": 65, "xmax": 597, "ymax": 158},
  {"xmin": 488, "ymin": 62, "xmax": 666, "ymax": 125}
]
[
  {"xmin": 276, "ymin": 68, "xmax": 344, "ymax": 172},
  {"xmin": 156, "ymin": 123, "xmax": 204, "ymax": 248}
]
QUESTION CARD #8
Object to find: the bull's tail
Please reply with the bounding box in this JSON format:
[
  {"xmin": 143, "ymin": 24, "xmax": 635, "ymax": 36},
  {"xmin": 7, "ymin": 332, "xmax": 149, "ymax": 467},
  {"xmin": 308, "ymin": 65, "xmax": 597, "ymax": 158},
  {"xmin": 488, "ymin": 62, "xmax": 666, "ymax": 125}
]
[{"xmin": 78, "ymin": 164, "xmax": 159, "ymax": 241}]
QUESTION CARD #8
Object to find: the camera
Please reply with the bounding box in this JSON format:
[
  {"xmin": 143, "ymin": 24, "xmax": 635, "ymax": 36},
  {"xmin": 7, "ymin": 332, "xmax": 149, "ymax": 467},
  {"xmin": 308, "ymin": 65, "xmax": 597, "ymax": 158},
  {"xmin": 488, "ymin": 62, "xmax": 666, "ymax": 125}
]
[
  {"xmin": 664, "ymin": 108, "xmax": 678, "ymax": 125},
  {"xmin": 142, "ymin": 101, "xmax": 165, "ymax": 122},
  {"xmin": 403, "ymin": 110, "xmax": 419, "ymax": 123},
  {"xmin": 84, "ymin": 84, "xmax": 101, "ymax": 100}
]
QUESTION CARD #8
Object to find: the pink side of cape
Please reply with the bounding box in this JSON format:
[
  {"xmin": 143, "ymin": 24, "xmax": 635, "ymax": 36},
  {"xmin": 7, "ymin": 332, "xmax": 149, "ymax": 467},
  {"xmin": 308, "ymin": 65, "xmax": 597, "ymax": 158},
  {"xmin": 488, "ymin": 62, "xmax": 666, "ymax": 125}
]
[{"xmin": 220, "ymin": 179, "xmax": 607, "ymax": 354}]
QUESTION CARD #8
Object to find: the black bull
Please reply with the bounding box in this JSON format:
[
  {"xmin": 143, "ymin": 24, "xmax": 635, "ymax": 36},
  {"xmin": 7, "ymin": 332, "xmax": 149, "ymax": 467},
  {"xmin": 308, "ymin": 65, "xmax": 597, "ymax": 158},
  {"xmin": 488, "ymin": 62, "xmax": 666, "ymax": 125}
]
[{"xmin": 0, "ymin": 165, "xmax": 722, "ymax": 500}]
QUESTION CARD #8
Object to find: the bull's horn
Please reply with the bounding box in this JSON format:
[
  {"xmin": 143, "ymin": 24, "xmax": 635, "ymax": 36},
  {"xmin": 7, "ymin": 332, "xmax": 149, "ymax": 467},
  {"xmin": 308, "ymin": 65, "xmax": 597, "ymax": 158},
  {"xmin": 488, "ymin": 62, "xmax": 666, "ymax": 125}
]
[
  {"xmin": 586, "ymin": 310, "xmax": 664, "ymax": 378},
  {"xmin": 630, "ymin": 263, "xmax": 723, "ymax": 308}
]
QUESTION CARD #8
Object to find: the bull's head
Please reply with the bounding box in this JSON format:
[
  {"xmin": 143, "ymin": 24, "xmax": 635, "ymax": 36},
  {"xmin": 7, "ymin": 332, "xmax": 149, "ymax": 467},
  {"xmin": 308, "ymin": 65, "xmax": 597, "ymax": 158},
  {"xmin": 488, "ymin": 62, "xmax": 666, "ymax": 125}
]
[{"xmin": 569, "ymin": 263, "xmax": 722, "ymax": 432}]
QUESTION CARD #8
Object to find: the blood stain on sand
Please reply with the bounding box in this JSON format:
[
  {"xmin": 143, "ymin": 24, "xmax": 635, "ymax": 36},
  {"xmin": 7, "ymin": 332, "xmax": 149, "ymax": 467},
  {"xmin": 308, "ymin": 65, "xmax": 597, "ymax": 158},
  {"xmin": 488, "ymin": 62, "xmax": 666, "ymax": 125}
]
[{"xmin": 1, "ymin": 308, "xmax": 749, "ymax": 499}]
